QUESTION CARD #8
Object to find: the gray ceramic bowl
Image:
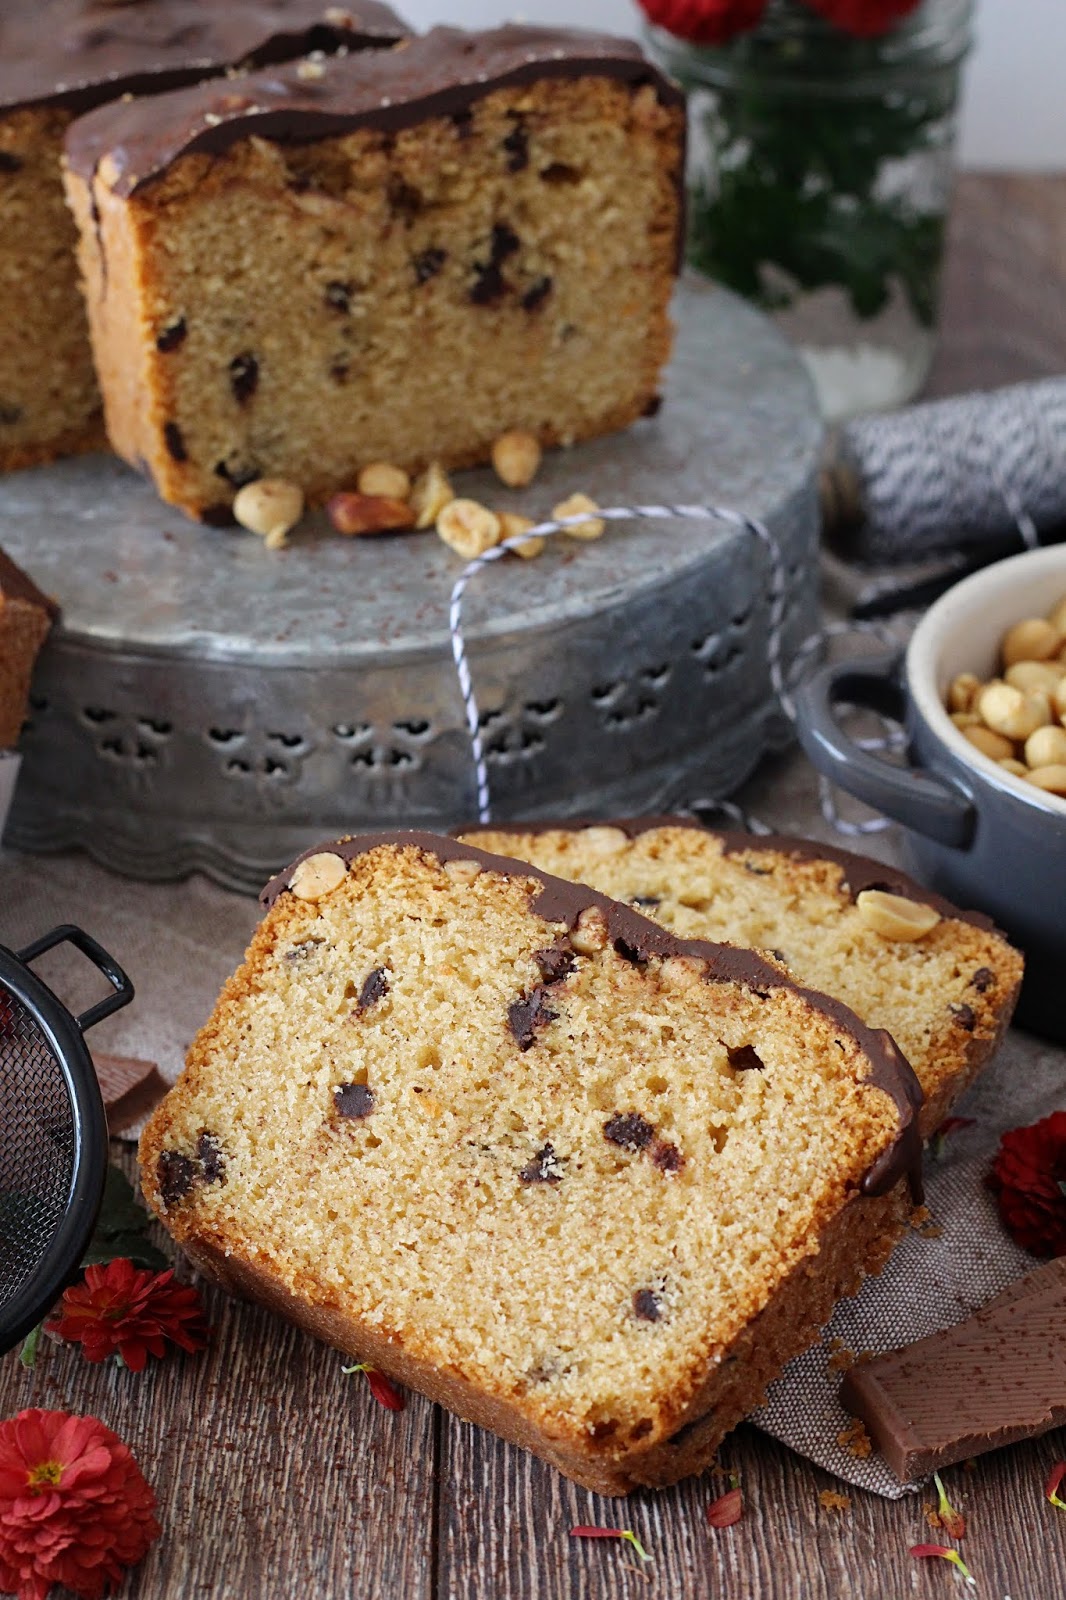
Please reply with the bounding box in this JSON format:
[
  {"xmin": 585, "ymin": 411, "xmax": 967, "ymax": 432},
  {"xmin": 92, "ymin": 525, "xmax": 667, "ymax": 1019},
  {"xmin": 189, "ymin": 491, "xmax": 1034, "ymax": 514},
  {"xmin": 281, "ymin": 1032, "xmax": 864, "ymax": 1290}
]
[{"xmin": 796, "ymin": 545, "xmax": 1066, "ymax": 1041}]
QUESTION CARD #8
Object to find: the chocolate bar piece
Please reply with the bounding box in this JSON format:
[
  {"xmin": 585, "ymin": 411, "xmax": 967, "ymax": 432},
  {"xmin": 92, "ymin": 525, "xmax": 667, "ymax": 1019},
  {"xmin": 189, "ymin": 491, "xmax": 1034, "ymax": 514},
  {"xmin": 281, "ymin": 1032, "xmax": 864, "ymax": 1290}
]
[
  {"xmin": 840, "ymin": 1259, "xmax": 1066, "ymax": 1481},
  {"xmin": 93, "ymin": 1052, "xmax": 168, "ymax": 1136}
]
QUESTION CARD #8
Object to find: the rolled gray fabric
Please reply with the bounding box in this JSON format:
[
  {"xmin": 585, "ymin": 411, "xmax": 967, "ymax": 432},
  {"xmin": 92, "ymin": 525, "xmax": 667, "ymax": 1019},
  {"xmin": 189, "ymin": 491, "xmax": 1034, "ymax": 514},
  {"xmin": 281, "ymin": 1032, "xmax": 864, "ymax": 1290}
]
[{"xmin": 829, "ymin": 377, "xmax": 1066, "ymax": 564}]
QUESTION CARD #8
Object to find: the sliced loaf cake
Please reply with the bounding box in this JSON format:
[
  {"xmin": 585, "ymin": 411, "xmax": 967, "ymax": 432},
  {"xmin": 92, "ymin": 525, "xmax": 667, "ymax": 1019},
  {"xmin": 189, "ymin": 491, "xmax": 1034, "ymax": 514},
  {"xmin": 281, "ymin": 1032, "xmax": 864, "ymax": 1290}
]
[
  {"xmin": 140, "ymin": 831, "xmax": 921, "ymax": 1494},
  {"xmin": 461, "ymin": 820, "xmax": 1023, "ymax": 1135},
  {"xmin": 63, "ymin": 27, "xmax": 685, "ymax": 521}
]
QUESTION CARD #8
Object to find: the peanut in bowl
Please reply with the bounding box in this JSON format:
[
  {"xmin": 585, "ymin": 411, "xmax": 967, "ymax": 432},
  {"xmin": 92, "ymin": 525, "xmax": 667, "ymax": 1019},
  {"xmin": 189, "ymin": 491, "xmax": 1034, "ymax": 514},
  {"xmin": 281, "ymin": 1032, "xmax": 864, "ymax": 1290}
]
[{"xmin": 796, "ymin": 544, "xmax": 1066, "ymax": 1042}]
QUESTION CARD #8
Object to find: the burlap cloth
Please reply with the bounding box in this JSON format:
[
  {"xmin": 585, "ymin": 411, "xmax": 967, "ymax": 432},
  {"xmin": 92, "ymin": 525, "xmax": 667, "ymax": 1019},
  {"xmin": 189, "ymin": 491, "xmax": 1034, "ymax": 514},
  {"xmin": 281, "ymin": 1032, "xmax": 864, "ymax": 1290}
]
[{"xmin": 0, "ymin": 738, "xmax": 1059, "ymax": 1499}]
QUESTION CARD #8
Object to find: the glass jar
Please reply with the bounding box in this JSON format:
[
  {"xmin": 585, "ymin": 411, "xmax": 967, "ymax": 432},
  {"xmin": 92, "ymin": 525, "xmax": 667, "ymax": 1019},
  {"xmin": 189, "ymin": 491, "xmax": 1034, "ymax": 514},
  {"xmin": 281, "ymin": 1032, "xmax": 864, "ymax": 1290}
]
[{"xmin": 647, "ymin": 0, "xmax": 974, "ymax": 421}]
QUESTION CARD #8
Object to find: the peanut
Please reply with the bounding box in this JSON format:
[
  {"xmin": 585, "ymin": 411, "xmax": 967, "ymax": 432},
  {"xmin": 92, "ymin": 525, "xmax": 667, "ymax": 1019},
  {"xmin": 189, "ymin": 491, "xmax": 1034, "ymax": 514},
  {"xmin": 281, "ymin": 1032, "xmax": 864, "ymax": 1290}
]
[
  {"xmin": 442, "ymin": 858, "xmax": 483, "ymax": 885},
  {"xmin": 436, "ymin": 499, "xmax": 501, "ymax": 559},
  {"xmin": 579, "ymin": 826, "xmax": 630, "ymax": 858},
  {"xmin": 410, "ymin": 461, "xmax": 455, "ymax": 529},
  {"xmin": 856, "ymin": 889, "xmax": 941, "ymax": 942},
  {"xmin": 998, "ymin": 758, "xmax": 1030, "ymax": 777},
  {"xmin": 357, "ymin": 462, "xmax": 411, "ymax": 500},
  {"xmin": 947, "ymin": 672, "xmax": 980, "ymax": 713},
  {"xmin": 975, "ymin": 682, "xmax": 1049, "ymax": 741},
  {"xmin": 1005, "ymin": 660, "xmax": 1065, "ymax": 694},
  {"xmin": 1026, "ymin": 764, "xmax": 1066, "ymax": 795},
  {"xmin": 499, "ymin": 512, "xmax": 544, "ymax": 559},
  {"xmin": 327, "ymin": 492, "xmax": 414, "ymax": 536},
  {"xmin": 553, "ymin": 493, "xmax": 605, "ymax": 541},
  {"xmin": 950, "ymin": 712, "xmax": 980, "ymax": 729},
  {"xmin": 1049, "ymin": 597, "xmax": 1066, "ymax": 635},
  {"xmin": 570, "ymin": 906, "xmax": 609, "ymax": 954},
  {"xmin": 491, "ymin": 430, "xmax": 542, "ymax": 489},
  {"xmin": 1025, "ymin": 724, "xmax": 1066, "ymax": 769},
  {"xmin": 289, "ymin": 851, "xmax": 347, "ymax": 901},
  {"xmin": 1002, "ymin": 617, "xmax": 1061, "ymax": 666},
  {"xmin": 962, "ymin": 724, "xmax": 1015, "ymax": 762},
  {"xmin": 233, "ymin": 478, "xmax": 304, "ymax": 548}
]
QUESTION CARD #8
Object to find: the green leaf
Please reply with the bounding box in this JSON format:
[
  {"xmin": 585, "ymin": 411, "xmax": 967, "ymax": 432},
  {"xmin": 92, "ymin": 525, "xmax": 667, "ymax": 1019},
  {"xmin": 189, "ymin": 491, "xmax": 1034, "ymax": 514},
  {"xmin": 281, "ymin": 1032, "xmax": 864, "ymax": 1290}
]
[
  {"xmin": 81, "ymin": 1165, "xmax": 169, "ymax": 1272},
  {"xmin": 19, "ymin": 1323, "xmax": 42, "ymax": 1368}
]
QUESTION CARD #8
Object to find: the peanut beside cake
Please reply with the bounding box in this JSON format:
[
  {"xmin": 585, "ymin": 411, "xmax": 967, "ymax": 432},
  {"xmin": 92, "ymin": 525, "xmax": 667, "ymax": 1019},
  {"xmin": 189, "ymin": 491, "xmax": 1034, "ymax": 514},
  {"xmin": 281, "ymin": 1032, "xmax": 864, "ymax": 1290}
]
[
  {"xmin": 461, "ymin": 821, "xmax": 1023, "ymax": 1136},
  {"xmin": 140, "ymin": 831, "xmax": 921, "ymax": 1494},
  {"xmin": 64, "ymin": 27, "xmax": 685, "ymax": 522},
  {"xmin": 0, "ymin": 0, "xmax": 408, "ymax": 472}
]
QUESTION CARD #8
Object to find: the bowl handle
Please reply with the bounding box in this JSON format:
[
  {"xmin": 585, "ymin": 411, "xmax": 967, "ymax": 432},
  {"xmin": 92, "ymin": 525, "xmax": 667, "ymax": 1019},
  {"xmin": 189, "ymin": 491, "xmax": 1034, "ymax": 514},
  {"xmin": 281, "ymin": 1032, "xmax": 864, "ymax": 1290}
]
[{"xmin": 795, "ymin": 652, "xmax": 976, "ymax": 849}]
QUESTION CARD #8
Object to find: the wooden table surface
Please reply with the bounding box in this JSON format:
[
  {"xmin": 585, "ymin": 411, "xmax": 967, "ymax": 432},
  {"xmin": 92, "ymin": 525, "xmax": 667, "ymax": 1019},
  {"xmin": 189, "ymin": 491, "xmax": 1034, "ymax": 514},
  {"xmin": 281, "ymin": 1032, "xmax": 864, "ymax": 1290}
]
[{"xmin": 4, "ymin": 173, "xmax": 1066, "ymax": 1600}]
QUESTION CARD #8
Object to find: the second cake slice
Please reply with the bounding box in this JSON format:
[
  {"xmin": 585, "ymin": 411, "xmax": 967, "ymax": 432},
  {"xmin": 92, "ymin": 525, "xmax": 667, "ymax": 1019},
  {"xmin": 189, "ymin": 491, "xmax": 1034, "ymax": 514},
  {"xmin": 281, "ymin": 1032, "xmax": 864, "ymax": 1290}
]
[{"xmin": 140, "ymin": 831, "xmax": 920, "ymax": 1493}]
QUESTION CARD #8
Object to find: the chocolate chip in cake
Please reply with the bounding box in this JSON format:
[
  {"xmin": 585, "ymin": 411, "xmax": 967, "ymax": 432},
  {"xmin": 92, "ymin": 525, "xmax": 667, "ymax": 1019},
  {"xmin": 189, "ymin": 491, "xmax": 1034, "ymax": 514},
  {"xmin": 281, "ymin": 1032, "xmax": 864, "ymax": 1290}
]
[
  {"xmin": 229, "ymin": 353, "xmax": 259, "ymax": 406},
  {"xmin": 413, "ymin": 247, "xmax": 447, "ymax": 285},
  {"xmin": 533, "ymin": 943, "xmax": 575, "ymax": 985},
  {"xmin": 631, "ymin": 895, "xmax": 661, "ymax": 909},
  {"xmin": 157, "ymin": 1150, "xmax": 196, "ymax": 1207},
  {"xmin": 329, "ymin": 359, "xmax": 351, "ymax": 385},
  {"xmin": 0, "ymin": 404, "xmax": 23, "ymax": 427},
  {"xmin": 633, "ymin": 1287, "xmax": 663, "ymax": 1322},
  {"xmin": 0, "ymin": 152, "xmax": 23, "ymax": 174},
  {"xmin": 642, "ymin": 394, "xmax": 664, "ymax": 418},
  {"xmin": 971, "ymin": 967, "xmax": 995, "ymax": 993},
  {"xmin": 470, "ymin": 262, "xmax": 505, "ymax": 306},
  {"xmin": 540, "ymin": 162, "xmax": 581, "ymax": 185},
  {"xmin": 502, "ymin": 121, "xmax": 529, "ymax": 172},
  {"xmin": 324, "ymin": 280, "xmax": 354, "ymax": 313},
  {"xmin": 214, "ymin": 456, "xmax": 261, "ymax": 489},
  {"xmin": 451, "ymin": 108, "xmax": 473, "ymax": 139},
  {"xmin": 285, "ymin": 938, "xmax": 326, "ymax": 963},
  {"xmin": 356, "ymin": 967, "xmax": 389, "ymax": 1012},
  {"xmin": 388, "ymin": 179, "xmax": 424, "ymax": 220},
  {"xmin": 521, "ymin": 276, "xmax": 553, "ymax": 312},
  {"xmin": 744, "ymin": 861, "xmax": 771, "ymax": 875},
  {"xmin": 603, "ymin": 1112, "xmax": 655, "ymax": 1151},
  {"xmin": 518, "ymin": 1142, "xmax": 565, "ymax": 1184},
  {"xmin": 164, "ymin": 422, "xmax": 187, "ymax": 462},
  {"xmin": 652, "ymin": 1139, "xmax": 683, "ymax": 1174},
  {"xmin": 156, "ymin": 317, "xmax": 187, "ymax": 352},
  {"xmin": 949, "ymin": 1002, "xmax": 976, "ymax": 1031},
  {"xmin": 197, "ymin": 1131, "xmax": 226, "ymax": 1186},
  {"xmin": 727, "ymin": 1044, "xmax": 765, "ymax": 1072},
  {"xmin": 613, "ymin": 936, "xmax": 647, "ymax": 967},
  {"xmin": 334, "ymin": 1082, "xmax": 375, "ymax": 1119},
  {"xmin": 508, "ymin": 986, "xmax": 559, "ymax": 1051},
  {"xmin": 491, "ymin": 223, "xmax": 521, "ymax": 264}
]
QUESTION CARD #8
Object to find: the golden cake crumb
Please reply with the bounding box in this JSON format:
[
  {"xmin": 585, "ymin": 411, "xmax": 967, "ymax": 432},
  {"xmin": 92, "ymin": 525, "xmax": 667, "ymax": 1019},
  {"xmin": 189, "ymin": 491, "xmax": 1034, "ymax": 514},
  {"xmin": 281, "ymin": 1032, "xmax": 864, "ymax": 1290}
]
[
  {"xmin": 819, "ymin": 1490, "xmax": 851, "ymax": 1514},
  {"xmin": 837, "ymin": 1419, "xmax": 873, "ymax": 1459}
]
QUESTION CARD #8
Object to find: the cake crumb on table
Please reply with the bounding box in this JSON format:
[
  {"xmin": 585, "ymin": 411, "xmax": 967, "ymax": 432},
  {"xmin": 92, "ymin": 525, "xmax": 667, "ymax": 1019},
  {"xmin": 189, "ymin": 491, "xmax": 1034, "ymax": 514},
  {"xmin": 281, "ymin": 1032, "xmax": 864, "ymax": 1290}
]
[
  {"xmin": 819, "ymin": 1490, "xmax": 851, "ymax": 1515},
  {"xmin": 836, "ymin": 1419, "xmax": 873, "ymax": 1459}
]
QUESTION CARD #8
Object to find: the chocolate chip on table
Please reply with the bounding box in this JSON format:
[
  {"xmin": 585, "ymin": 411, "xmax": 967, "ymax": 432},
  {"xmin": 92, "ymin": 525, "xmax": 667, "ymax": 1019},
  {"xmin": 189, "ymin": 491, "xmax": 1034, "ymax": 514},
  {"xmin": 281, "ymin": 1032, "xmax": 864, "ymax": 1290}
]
[
  {"xmin": 229, "ymin": 352, "xmax": 259, "ymax": 405},
  {"xmin": 197, "ymin": 1131, "xmax": 226, "ymax": 1186},
  {"xmin": 603, "ymin": 1112, "xmax": 655, "ymax": 1151},
  {"xmin": 324, "ymin": 280, "xmax": 354, "ymax": 313},
  {"xmin": 652, "ymin": 1139, "xmax": 683, "ymax": 1174},
  {"xmin": 633, "ymin": 1288, "xmax": 663, "ymax": 1322},
  {"xmin": 156, "ymin": 317, "xmax": 187, "ymax": 352},
  {"xmin": 163, "ymin": 422, "xmax": 187, "ymax": 462},
  {"xmin": 334, "ymin": 1082, "xmax": 375, "ymax": 1119},
  {"xmin": 727, "ymin": 1044, "xmax": 765, "ymax": 1072},
  {"xmin": 518, "ymin": 1142, "xmax": 564, "ymax": 1184},
  {"xmin": 413, "ymin": 247, "xmax": 446, "ymax": 285},
  {"xmin": 356, "ymin": 967, "xmax": 389, "ymax": 1012},
  {"xmin": 533, "ymin": 943, "xmax": 575, "ymax": 985},
  {"xmin": 520, "ymin": 276, "xmax": 552, "ymax": 312},
  {"xmin": 502, "ymin": 121, "xmax": 529, "ymax": 171},
  {"xmin": 971, "ymin": 967, "xmax": 995, "ymax": 993},
  {"xmin": 508, "ymin": 986, "xmax": 559, "ymax": 1050},
  {"xmin": 157, "ymin": 1150, "xmax": 196, "ymax": 1207},
  {"xmin": 949, "ymin": 1002, "xmax": 976, "ymax": 1031}
]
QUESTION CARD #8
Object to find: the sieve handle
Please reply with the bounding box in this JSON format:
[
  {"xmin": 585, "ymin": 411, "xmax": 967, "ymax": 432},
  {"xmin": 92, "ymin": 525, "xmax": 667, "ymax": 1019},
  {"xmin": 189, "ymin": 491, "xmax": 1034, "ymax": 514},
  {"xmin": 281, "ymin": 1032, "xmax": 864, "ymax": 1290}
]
[{"xmin": 16, "ymin": 925, "xmax": 134, "ymax": 1032}]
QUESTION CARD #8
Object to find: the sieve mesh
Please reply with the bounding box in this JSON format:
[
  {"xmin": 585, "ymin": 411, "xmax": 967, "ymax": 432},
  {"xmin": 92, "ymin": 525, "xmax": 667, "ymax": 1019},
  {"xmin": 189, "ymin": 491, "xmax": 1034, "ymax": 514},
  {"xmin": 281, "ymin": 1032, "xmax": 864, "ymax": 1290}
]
[{"xmin": 0, "ymin": 989, "xmax": 77, "ymax": 1320}]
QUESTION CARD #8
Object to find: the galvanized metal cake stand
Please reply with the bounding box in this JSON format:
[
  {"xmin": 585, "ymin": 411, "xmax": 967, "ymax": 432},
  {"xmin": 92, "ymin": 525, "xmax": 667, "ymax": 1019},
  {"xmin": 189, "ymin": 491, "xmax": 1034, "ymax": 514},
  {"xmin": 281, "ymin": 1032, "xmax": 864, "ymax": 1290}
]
[{"xmin": 2, "ymin": 281, "xmax": 823, "ymax": 895}]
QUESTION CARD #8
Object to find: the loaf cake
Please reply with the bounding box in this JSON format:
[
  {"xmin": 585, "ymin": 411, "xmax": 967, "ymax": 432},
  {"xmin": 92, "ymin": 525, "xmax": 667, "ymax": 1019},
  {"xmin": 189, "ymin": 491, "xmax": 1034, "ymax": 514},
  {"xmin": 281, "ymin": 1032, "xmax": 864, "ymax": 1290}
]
[
  {"xmin": 63, "ymin": 27, "xmax": 685, "ymax": 522},
  {"xmin": 0, "ymin": 1, "xmax": 408, "ymax": 472},
  {"xmin": 461, "ymin": 821, "xmax": 1023, "ymax": 1136},
  {"xmin": 0, "ymin": 550, "xmax": 59, "ymax": 748},
  {"xmin": 139, "ymin": 830, "xmax": 922, "ymax": 1494}
]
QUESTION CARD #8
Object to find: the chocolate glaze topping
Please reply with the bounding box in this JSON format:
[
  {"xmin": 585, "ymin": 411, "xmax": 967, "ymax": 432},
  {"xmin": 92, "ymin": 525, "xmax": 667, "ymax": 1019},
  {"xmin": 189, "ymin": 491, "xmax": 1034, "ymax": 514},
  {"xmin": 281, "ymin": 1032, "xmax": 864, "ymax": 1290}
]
[
  {"xmin": 0, "ymin": 1, "xmax": 409, "ymax": 118},
  {"xmin": 262, "ymin": 829, "xmax": 924, "ymax": 1201},
  {"xmin": 66, "ymin": 24, "xmax": 684, "ymax": 196},
  {"xmin": 460, "ymin": 813, "xmax": 997, "ymax": 931}
]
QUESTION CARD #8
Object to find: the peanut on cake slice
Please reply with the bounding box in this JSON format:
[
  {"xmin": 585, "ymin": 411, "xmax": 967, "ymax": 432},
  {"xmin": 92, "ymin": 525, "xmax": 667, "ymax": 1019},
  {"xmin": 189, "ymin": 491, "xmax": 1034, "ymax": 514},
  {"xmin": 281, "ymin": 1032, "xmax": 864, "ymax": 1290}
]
[
  {"xmin": 462, "ymin": 820, "xmax": 1023, "ymax": 1136},
  {"xmin": 0, "ymin": 1, "xmax": 407, "ymax": 472},
  {"xmin": 63, "ymin": 26, "xmax": 685, "ymax": 522},
  {"xmin": 140, "ymin": 831, "xmax": 922, "ymax": 1495}
]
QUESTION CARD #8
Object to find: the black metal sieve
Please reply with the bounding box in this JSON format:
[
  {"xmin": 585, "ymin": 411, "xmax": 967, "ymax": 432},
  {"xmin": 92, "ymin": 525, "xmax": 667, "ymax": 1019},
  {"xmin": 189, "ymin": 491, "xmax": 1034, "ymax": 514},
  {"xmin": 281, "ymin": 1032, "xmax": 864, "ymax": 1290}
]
[{"xmin": 0, "ymin": 925, "xmax": 133, "ymax": 1354}]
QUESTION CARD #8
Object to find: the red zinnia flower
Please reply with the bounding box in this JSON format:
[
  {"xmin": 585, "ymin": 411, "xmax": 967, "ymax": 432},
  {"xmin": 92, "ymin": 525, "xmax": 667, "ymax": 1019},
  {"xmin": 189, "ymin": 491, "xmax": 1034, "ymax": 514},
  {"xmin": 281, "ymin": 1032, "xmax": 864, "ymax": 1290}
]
[
  {"xmin": 0, "ymin": 1409, "xmax": 160, "ymax": 1600},
  {"xmin": 987, "ymin": 1112, "xmax": 1066, "ymax": 1257},
  {"xmin": 800, "ymin": 0, "xmax": 923, "ymax": 36},
  {"xmin": 45, "ymin": 1259, "xmax": 209, "ymax": 1372},
  {"xmin": 637, "ymin": 0, "xmax": 768, "ymax": 46}
]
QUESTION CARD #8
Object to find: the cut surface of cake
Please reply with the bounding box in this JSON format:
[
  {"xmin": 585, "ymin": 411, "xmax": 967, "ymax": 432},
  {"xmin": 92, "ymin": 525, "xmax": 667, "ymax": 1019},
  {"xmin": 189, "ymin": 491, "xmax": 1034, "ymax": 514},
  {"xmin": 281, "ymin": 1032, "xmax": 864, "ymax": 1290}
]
[
  {"xmin": 0, "ymin": 549, "xmax": 58, "ymax": 748},
  {"xmin": 0, "ymin": 0, "xmax": 408, "ymax": 472},
  {"xmin": 64, "ymin": 27, "xmax": 685, "ymax": 521},
  {"xmin": 139, "ymin": 831, "xmax": 922, "ymax": 1494},
  {"xmin": 461, "ymin": 820, "xmax": 1023, "ymax": 1136}
]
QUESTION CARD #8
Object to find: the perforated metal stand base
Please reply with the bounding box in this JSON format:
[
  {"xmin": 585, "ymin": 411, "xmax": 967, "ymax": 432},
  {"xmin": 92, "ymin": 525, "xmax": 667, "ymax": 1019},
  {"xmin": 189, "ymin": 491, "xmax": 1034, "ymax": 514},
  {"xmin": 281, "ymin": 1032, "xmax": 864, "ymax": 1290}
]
[{"xmin": 2, "ymin": 281, "xmax": 823, "ymax": 893}]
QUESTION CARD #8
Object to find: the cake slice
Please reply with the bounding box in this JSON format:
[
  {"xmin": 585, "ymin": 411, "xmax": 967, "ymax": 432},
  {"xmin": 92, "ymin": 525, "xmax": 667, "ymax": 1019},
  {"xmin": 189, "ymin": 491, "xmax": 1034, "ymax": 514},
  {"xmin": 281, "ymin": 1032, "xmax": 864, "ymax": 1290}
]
[
  {"xmin": 63, "ymin": 27, "xmax": 685, "ymax": 522},
  {"xmin": 460, "ymin": 821, "xmax": 1023, "ymax": 1137},
  {"xmin": 139, "ymin": 830, "xmax": 921, "ymax": 1494},
  {"xmin": 0, "ymin": 549, "xmax": 58, "ymax": 748},
  {"xmin": 0, "ymin": 0, "xmax": 408, "ymax": 472}
]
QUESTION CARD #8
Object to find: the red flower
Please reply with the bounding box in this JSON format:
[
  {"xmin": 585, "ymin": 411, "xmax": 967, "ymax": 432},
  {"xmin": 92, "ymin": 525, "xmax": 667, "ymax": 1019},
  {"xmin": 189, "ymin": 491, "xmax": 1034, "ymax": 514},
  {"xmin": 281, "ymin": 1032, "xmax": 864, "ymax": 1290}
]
[
  {"xmin": 800, "ymin": 0, "xmax": 923, "ymax": 36},
  {"xmin": 987, "ymin": 1113, "xmax": 1066, "ymax": 1257},
  {"xmin": 45, "ymin": 1259, "xmax": 209, "ymax": 1372},
  {"xmin": 637, "ymin": 0, "xmax": 768, "ymax": 46},
  {"xmin": 0, "ymin": 1409, "xmax": 160, "ymax": 1600}
]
